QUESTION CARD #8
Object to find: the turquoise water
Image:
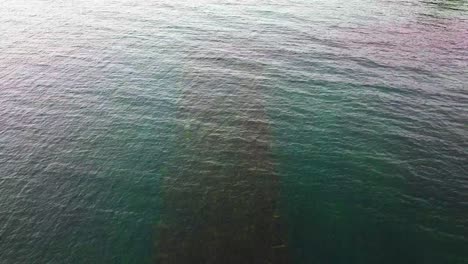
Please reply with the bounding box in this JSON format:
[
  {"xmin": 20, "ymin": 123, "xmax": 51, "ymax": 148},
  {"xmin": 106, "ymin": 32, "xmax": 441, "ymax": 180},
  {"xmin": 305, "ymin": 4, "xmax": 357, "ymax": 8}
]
[{"xmin": 1, "ymin": 0, "xmax": 467, "ymax": 263}]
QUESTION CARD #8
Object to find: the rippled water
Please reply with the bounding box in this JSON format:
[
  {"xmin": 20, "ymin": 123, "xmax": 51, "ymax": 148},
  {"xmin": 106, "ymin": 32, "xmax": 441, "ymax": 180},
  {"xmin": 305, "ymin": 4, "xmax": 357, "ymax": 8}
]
[{"xmin": 1, "ymin": 0, "xmax": 467, "ymax": 263}]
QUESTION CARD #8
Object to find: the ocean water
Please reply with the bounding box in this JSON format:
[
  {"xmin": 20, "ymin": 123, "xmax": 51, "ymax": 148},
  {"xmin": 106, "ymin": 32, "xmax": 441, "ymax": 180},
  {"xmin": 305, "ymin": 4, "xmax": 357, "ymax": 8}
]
[{"xmin": 1, "ymin": 0, "xmax": 467, "ymax": 263}]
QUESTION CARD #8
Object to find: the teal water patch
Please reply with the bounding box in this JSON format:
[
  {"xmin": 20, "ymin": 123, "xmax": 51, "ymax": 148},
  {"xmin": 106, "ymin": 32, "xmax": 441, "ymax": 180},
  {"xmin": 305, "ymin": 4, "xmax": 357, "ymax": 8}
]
[{"xmin": 269, "ymin": 78, "xmax": 467, "ymax": 263}]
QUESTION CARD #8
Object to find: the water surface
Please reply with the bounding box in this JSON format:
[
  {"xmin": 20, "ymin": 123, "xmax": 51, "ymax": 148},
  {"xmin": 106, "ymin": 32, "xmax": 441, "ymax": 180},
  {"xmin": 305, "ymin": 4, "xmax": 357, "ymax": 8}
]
[{"xmin": 0, "ymin": 0, "xmax": 467, "ymax": 263}]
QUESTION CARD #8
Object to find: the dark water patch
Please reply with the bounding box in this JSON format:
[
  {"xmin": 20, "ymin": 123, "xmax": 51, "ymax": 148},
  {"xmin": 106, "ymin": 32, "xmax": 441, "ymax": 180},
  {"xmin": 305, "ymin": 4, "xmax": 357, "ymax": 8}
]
[{"xmin": 157, "ymin": 52, "xmax": 289, "ymax": 263}]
